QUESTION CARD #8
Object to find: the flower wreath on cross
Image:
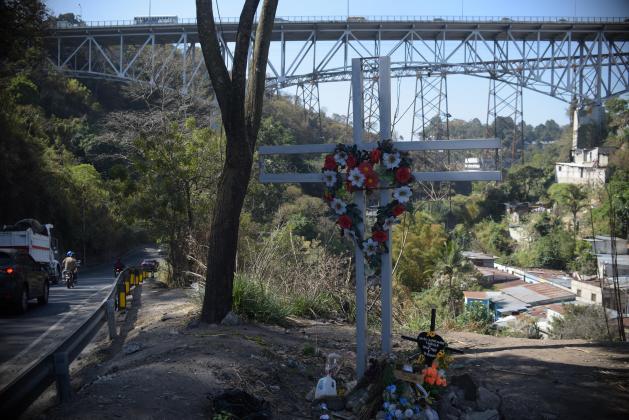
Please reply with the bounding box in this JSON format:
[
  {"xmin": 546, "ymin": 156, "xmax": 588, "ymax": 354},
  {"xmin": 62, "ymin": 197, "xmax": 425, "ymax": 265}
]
[{"xmin": 321, "ymin": 139, "xmax": 414, "ymax": 274}]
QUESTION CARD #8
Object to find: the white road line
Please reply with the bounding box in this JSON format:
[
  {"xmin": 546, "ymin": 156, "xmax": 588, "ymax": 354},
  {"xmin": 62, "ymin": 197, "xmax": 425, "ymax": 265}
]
[{"xmin": 0, "ymin": 285, "xmax": 111, "ymax": 377}]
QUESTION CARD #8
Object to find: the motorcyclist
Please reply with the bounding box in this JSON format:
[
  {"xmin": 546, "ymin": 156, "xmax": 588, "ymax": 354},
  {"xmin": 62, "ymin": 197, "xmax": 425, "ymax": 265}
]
[
  {"xmin": 114, "ymin": 257, "xmax": 125, "ymax": 276},
  {"xmin": 62, "ymin": 251, "xmax": 78, "ymax": 285}
]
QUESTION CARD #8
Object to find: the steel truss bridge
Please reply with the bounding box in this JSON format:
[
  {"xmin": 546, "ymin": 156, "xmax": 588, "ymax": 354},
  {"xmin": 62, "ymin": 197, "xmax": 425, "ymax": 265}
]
[{"xmin": 46, "ymin": 16, "xmax": 629, "ymax": 144}]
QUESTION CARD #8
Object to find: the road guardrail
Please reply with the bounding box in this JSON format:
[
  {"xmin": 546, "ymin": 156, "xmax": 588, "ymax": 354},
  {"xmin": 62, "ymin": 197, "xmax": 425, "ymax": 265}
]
[{"xmin": 0, "ymin": 267, "xmax": 150, "ymax": 416}]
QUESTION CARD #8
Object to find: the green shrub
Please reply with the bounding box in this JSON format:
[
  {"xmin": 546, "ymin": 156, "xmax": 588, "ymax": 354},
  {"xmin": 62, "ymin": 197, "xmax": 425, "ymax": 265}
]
[
  {"xmin": 549, "ymin": 304, "xmax": 616, "ymax": 341},
  {"xmin": 232, "ymin": 273, "xmax": 290, "ymax": 325},
  {"xmin": 289, "ymin": 292, "xmax": 336, "ymax": 319},
  {"xmin": 457, "ymin": 301, "xmax": 494, "ymax": 334}
]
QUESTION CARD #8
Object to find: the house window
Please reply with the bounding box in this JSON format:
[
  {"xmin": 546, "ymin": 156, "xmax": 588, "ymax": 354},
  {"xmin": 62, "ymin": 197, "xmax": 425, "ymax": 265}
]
[
  {"xmin": 558, "ymin": 166, "xmax": 562, "ymax": 171},
  {"xmin": 591, "ymin": 293, "xmax": 596, "ymax": 302},
  {"xmin": 577, "ymin": 289, "xmax": 582, "ymax": 297}
]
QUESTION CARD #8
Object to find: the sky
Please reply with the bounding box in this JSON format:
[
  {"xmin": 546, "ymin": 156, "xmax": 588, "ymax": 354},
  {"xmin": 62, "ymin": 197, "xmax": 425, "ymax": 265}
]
[{"xmin": 45, "ymin": 0, "xmax": 629, "ymax": 138}]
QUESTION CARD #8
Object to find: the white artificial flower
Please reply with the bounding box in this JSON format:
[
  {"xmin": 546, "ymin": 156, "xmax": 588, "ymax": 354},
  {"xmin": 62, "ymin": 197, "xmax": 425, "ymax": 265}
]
[
  {"xmin": 382, "ymin": 216, "xmax": 397, "ymax": 230},
  {"xmin": 383, "ymin": 151, "xmax": 401, "ymax": 169},
  {"xmin": 334, "ymin": 150, "xmax": 348, "ymax": 166},
  {"xmin": 322, "ymin": 170, "xmax": 337, "ymax": 187},
  {"xmin": 348, "ymin": 167, "xmax": 365, "ymax": 187},
  {"xmin": 330, "ymin": 198, "xmax": 347, "ymax": 215},
  {"xmin": 363, "ymin": 238, "xmax": 379, "ymax": 256},
  {"xmin": 393, "ymin": 186, "xmax": 412, "ymax": 203},
  {"xmin": 395, "ymin": 409, "xmax": 404, "ymax": 419},
  {"xmin": 404, "ymin": 409, "xmax": 414, "ymax": 418}
]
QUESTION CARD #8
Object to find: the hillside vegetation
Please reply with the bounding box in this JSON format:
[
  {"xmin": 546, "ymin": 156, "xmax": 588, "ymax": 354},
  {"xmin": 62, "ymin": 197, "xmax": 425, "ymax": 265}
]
[{"xmin": 2, "ymin": 2, "xmax": 628, "ymax": 335}]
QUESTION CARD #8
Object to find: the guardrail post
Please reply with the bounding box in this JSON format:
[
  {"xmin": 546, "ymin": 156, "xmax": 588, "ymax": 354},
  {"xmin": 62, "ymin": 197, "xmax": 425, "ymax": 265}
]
[
  {"xmin": 54, "ymin": 352, "xmax": 72, "ymax": 402},
  {"xmin": 106, "ymin": 299, "xmax": 117, "ymax": 339}
]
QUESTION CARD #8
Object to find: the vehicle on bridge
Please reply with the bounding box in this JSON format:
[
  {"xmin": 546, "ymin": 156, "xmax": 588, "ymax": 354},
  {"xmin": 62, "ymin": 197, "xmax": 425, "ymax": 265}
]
[
  {"xmin": 134, "ymin": 16, "xmax": 178, "ymax": 25},
  {"xmin": 0, "ymin": 249, "xmax": 49, "ymax": 313},
  {"xmin": 0, "ymin": 219, "xmax": 61, "ymax": 284}
]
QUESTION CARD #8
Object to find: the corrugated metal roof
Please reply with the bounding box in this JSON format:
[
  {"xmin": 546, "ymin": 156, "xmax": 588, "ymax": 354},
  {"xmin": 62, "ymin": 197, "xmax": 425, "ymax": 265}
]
[{"xmin": 502, "ymin": 282, "xmax": 575, "ymax": 305}]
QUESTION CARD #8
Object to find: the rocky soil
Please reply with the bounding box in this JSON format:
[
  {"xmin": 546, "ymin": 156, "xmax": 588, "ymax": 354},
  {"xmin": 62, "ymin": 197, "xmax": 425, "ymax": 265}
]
[{"xmin": 24, "ymin": 278, "xmax": 629, "ymax": 420}]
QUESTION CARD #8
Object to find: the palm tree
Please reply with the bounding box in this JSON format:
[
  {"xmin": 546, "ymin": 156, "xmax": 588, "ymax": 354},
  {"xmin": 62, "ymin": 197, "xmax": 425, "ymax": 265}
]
[
  {"xmin": 548, "ymin": 183, "xmax": 587, "ymax": 236},
  {"xmin": 432, "ymin": 240, "xmax": 475, "ymax": 315}
]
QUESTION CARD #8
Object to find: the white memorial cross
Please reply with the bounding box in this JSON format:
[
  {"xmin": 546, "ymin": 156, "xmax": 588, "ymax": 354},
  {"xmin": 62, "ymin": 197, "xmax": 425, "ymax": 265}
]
[{"xmin": 258, "ymin": 57, "xmax": 501, "ymax": 378}]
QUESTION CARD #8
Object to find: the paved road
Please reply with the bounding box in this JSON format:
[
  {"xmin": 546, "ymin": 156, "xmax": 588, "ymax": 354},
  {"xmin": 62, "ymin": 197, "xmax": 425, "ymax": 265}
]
[{"xmin": 0, "ymin": 246, "xmax": 161, "ymax": 388}]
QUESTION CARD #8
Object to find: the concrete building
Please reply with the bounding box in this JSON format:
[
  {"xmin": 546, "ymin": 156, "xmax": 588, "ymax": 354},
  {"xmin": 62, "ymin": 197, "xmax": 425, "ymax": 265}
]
[
  {"xmin": 596, "ymin": 254, "xmax": 629, "ymax": 279},
  {"xmin": 585, "ymin": 235, "xmax": 628, "ymax": 255},
  {"xmin": 571, "ymin": 277, "xmax": 605, "ymax": 305},
  {"xmin": 555, "ymin": 108, "xmax": 613, "ymax": 185},
  {"xmin": 462, "ymin": 251, "xmax": 496, "ymax": 268}
]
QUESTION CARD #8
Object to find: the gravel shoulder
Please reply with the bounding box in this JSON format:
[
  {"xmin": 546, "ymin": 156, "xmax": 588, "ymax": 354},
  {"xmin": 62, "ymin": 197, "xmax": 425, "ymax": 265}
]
[{"xmin": 29, "ymin": 278, "xmax": 629, "ymax": 420}]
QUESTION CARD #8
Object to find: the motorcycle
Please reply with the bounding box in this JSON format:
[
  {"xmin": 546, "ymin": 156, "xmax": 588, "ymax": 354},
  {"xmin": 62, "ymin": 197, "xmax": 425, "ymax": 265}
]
[{"xmin": 63, "ymin": 270, "xmax": 75, "ymax": 289}]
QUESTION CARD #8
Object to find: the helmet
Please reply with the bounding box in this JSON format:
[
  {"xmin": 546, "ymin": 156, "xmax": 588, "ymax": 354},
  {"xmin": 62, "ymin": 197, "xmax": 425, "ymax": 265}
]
[{"xmin": 66, "ymin": 251, "xmax": 74, "ymax": 257}]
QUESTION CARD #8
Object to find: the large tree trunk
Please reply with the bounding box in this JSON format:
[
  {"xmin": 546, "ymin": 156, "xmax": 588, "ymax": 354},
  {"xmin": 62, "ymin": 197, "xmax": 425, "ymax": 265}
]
[
  {"xmin": 196, "ymin": 0, "xmax": 278, "ymax": 323},
  {"xmin": 202, "ymin": 133, "xmax": 253, "ymax": 320}
]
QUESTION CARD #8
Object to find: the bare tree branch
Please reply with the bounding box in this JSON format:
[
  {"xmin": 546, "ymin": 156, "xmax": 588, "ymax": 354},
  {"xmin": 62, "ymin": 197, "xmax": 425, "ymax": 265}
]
[
  {"xmin": 245, "ymin": 0, "xmax": 278, "ymax": 149},
  {"xmin": 196, "ymin": 0, "xmax": 231, "ymax": 122}
]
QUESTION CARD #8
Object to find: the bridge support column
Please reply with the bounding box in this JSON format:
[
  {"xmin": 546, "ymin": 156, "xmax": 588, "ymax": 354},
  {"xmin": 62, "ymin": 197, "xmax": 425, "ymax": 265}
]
[{"xmin": 572, "ymin": 103, "xmax": 606, "ymax": 149}]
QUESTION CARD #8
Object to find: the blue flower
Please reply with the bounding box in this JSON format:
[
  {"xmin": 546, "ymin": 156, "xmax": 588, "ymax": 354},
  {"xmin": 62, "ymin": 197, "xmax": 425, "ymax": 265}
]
[
  {"xmin": 399, "ymin": 397, "xmax": 408, "ymax": 406},
  {"xmin": 384, "ymin": 402, "xmax": 390, "ymax": 409},
  {"xmin": 385, "ymin": 414, "xmax": 393, "ymax": 420},
  {"xmin": 386, "ymin": 384, "xmax": 397, "ymax": 393}
]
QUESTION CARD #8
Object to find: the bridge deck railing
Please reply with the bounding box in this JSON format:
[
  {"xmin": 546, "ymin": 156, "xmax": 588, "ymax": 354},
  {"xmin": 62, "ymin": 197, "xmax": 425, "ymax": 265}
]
[{"xmin": 54, "ymin": 15, "xmax": 628, "ymax": 29}]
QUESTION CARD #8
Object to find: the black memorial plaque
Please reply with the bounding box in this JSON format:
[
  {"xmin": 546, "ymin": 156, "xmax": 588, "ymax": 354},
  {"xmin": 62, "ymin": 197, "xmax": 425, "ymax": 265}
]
[{"xmin": 417, "ymin": 332, "xmax": 446, "ymax": 366}]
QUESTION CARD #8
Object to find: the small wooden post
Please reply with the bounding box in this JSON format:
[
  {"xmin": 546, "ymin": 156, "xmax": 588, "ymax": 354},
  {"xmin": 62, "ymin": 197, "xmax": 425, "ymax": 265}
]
[{"xmin": 430, "ymin": 307, "xmax": 437, "ymax": 332}]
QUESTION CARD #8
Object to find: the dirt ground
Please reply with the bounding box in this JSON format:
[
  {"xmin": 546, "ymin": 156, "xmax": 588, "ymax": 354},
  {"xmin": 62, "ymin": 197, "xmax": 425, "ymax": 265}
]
[{"xmin": 27, "ymin": 278, "xmax": 629, "ymax": 420}]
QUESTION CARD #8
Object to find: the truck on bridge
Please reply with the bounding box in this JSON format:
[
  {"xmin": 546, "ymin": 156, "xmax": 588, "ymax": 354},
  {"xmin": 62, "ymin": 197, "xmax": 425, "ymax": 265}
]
[
  {"xmin": 0, "ymin": 219, "xmax": 62, "ymax": 284},
  {"xmin": 133, "ymin": 16, "xmax": 178, "ymax": 25}
]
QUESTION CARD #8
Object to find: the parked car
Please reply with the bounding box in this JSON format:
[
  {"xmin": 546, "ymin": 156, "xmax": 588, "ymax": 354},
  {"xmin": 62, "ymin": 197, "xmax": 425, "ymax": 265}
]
[
  {"xmin": 0, "ymin": 250, "xmax": 49, "ymax": 313},
  {"xmin": 140, "ymin": 259, "xmax": 159, "ymax": 272}
]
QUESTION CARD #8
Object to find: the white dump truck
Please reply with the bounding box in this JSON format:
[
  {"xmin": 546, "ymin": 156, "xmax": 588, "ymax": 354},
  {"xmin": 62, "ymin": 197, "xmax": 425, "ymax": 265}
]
[{"xmin": 0, "ymin": 219, "xmax": 62, "ymax": 283}]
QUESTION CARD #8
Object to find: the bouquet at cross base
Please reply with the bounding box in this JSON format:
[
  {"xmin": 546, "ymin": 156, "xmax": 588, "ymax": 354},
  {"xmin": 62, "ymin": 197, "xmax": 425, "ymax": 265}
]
[{"xmin": 378, "ymin": 351, "xmax": 453, "ymax": 419}]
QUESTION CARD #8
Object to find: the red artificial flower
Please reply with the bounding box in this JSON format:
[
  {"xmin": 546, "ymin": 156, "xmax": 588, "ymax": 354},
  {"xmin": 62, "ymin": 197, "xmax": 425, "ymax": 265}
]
[
  {"xmin": 358, "ymin": 161, "xmax": 374, "ymax": 175},
  {"xmin": 346, "ymin": 154, "xmax": 358, "ymax": 169},
  {"xmin": 392, "ymin": 204, "xmax": 406, "ymax": 216},
  {"xmin": 323, "ymin": 192, "xmax": 334, "ymax": 202},
  {"xmin": 364, "ymin": 173, "xmax": 379, "ymax": 189},
  {"xmin": 395, "ymin": 166, "xmax": 412, "ymax": 184},
  {"xmin": 337, "ymin": 215, "xmax": 352, "ymax": 229},
  {"xmin": 345, "ymin": 181, "xmax": 354, "ymax": 193},
  {"xmin": 323, "ymin": 155, "xmax": 337, "ymax": 170},
  {"xmin": 370, "ymin": 148, "xmax": 382, "ymax": 164},
  {"xmin": 372, "ymin": 230, "xmax": 388, "ymax": 243}
]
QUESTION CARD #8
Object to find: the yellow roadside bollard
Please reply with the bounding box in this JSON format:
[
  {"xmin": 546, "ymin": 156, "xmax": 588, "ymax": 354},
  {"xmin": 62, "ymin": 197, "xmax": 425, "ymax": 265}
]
[
  {"xmin": 124, "ymin": 274, "xmax": 130, "ymax": 295},
  {"xmin": 130, "ymin": 272, "xmax": 136, "ymax": 286},
  {"xmin": 140, "ymin": 271, "xmax": 144, "ymax": 284},
  {"xmin": 118, "ymin": 283, "xmax": 126, "ymax": 310}
]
